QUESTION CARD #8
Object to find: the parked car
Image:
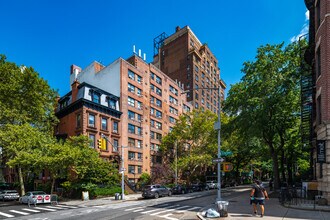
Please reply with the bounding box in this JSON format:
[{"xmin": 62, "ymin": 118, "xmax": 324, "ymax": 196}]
[
  {"xmin": 172, "ymin": 185, "xmax": 192, "ymax": 194},
  {"xmin": 191, "ymin": 183, "xmax": 209, "ymax": 191},
  {"xmin": 206, "ymin": 181, "xmax": 216, "ymax": 189},
  {"xmin": 19, "ymin": 191, "xmax": 51, "ymax": 205},
  {"xmin": 142, "ymin": 184, "xmax": 172, "ymax": 199},
  {"xmin": 0, "ymin": 190, "xmax": 20, "ymax": 201}
]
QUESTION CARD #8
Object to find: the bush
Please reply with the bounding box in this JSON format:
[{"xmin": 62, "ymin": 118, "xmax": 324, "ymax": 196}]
[{"xmin": 94, "ymin": 186, "xmax": 122, "ymax": 197}]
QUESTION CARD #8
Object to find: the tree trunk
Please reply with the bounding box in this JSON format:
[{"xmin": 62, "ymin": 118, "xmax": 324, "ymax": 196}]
[
  {"xmin": 51, "ymin": 176, "xmax": 56, "ymax": 194},
  {"xmin": 18, "ymin": 166, "xmax": 25, "ymax": 196},
  {"xmin": 280, "ymin": 148, "xmax": 286, "ymax": 182},
  {"xmin": 269, "ymin": 143, "xmax": 280, "ymax": 190}
]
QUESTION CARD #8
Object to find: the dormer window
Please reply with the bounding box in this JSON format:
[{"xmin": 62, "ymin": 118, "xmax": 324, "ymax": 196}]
[
  {"xmin": 90, "ymin": 90, "xmax": 100, "ymax": 104},
  {"xmin": 108, "ymin": 99, "xmax": 116, "ymax": 109}
]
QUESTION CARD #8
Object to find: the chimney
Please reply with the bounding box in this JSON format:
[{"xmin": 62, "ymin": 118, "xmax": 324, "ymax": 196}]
[
  {"xmin": 70, "ymin": 65, "xmax": 81, "ymax": 75},
  {"xmin": 175, "ymin": 26, "xmax": 181, "ymax": 32},
  {"xmin": 71, "ymin": 80, "xmax": 80, "ymax": 102}
]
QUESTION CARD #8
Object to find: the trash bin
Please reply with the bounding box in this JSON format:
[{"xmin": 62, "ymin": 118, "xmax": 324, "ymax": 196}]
[
  {"xmin": 216, "ymin": 201, "xmax": 229, "ymax": 217},
  {"xmin": 115, "ymin": 193, "xmax": 120, "ymax": 200}
]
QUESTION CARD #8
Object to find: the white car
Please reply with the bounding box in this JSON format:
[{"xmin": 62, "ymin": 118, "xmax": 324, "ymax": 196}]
[
  {"xmin": 19, "ymin": 191, "xmax": 51, "ymax": 206},
  {"xmin": 0, "ymin": 190, "xmax": 20, "ymax": 201},
  {"xmin": 206, "ymin": 181, "xmax": 216, "ymax": 189}
]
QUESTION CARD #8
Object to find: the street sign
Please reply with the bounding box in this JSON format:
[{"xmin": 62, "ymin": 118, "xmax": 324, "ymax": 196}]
[{"xmin": 212, "ymin": 158, "xmax": 224, "ymax": 163}]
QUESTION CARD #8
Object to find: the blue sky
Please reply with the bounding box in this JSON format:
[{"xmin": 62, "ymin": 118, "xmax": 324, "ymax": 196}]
[{"xmin": 0, "ymin": 0, "xmax": 308, "ymax": 96}]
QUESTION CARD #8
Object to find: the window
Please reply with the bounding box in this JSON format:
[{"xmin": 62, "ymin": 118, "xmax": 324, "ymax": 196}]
[
  {"xmin": 317, "ymin": 95, "xmax": 322, "ymax": 125},
  {"xmin": 128, "ymin": 83, "xmax": 135, "ymax": 93},
  {"xmin": 76, "ymin": 114, "xmax": 81, "ymax": 128},
  {"xmin": 137, "ymin": 101, "xmax": 142, "ymax": 110},
  {"xmin": 88, "ymin": 114, "xmax": 95, "ymax": 127},
  {"xmin": 101, "ymin": 118, "xmax": 107, "ymax": 130},
  {"xmin": 128, "ymin": 110, "xmax": 135, "ymax": 120},
  {"xmin": 155, "ymin": 75, "xmax": 162, "ymax": 85},
  {"xmin": 317, "ymin": 47, "xmax": 321, "ymax": 77},
  {"xmin": 108, "ymin": 98, "xmax": 116, "ymax": 109},
  {"xmin": 195, "ymin": 65, "xmax": 199, "ymax": 72},
  {"xmin": 137, "ymin": 140, "xmax": 142, "ymax": 148},
  {"xmin": 137, "ymin": 75, "xmax": 142, "ymax": 84},
  {"xmin": 128, "ymin": 97, "xmax": 135, "ymax": 107},
  {"xmin": 113, "ymin": 139, "xmax": 119, "ymax": 152},
  {"xmin": 137, "ymin": 88, "xmax": 142, "ymax": 96},
  {"xmin": 113, "ymin": 121, "xmax": 118, "ymax": 133},
  {"xmin": 169, "ymin": 85, "xmax": 178, "ymax": 96},
  {"xmin": 137, "ymin": 114, "xmax": 142, "ymax": 122},
  {"xmin": 128, "ymin": 151, "xmax": 135, "ymax": 160},
  {"xmin": 156, "ymin": 99, "xmax": 162, "ymax": 107},
  {"xmin": 169, "ymin": 96, "xmax": 178, "ymax": 105},
  {"xmin": 91, "ymin": 91, "xmax": 100, "ymax": 104},
  {"xmin": 128, "ymin": 138, "xmax": 135, "ymax": 147},
  {"xmin": 137, "ymin": 166, "xmax": 142, "ymax": 174},
  {"xmin": 155, "ymin": 87, "xmax": 162, "ymax": 96},
  {"xmin": 195, "ymin": 92, "xmax": 199, "ymax": 100},
  {"xmin": 128, "ymin": 70, "xmax": 135, "ymax": 80},
  {"xmin": 89, "ymin": 134, "xmax": 95, "ymax": 148},
  {"xmin": 128, "ymin": 165, "xmax": 135, "ymax": 173},
  {"xmin": 137, "ymin": 127, "xmax": 142, "ymax": 136},
  {"xmin": 150, "ymin": 131, "xmax": 155, "ymax": 139},
  {"xmin": 137, "ymin": 153, "xmax": 142, "ymax": 160},
  {"xmin": 156, "ymin": 110, "xmax": 162, "ymax": 118},
  {"xmin": 128, "ymin": 124, "xmax": 135, "ymax": 134},
  {"xmin": 150, "ymin": 72, "xmax": 155, "ymax": 80},
  {"xmin": 169, "ymin": 116, "xmax": 176, "ymax": 124},
  {"xmin": 316, "ymin": 0, "xmax": 321, "ymax": 28},
  {"xmin": 156, "ymin": 133, "xmax": 162, "ymax": 141},
  {"xmin": 156, "ymin": 121, "xmax": 162, "ymax": 129}
]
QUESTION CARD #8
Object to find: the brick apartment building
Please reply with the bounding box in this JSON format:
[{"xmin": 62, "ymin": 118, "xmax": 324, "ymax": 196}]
[
  {"xmin": 153, "ymin": 26, "xmax": 226, "ymax": 113},
  {"xmin": 56, "ymin": 55, "xmax": 192, "ymax": 184},
  {"xmin": 304, "ymin": 0, "xmax": 330, "ymax": 200}
]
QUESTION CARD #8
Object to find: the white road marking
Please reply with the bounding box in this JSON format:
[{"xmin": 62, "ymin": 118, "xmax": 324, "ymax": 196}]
[
  {"xmin": 22, "ymin": 208, "xmax": 41, "ymax": 213},
  {"xmin": 44, "ymin": 206, "xmax": 67, "ymax": 209},
  {"xmin": 0, "ymin": 211, "xmax": 15, "ymax": 217},
  {"xmin": 132, "ymin": 209, "xmax": 145, "ymax": 212},
  {"xmin": 9, "ymin": 210, "xmax": 30, "ymax": 215},
  {"xmin": 34, "ymin": 207, "xmax": 57, "ymax": 212},
  {"xmin": 186, "ymin": 206, "xmax": 201, "ymax": 211},
  {"xmin": 124, "ymin": 206, "xmax": 144, "ymax": 211},
  {"xmin": 141, "ymin": 208, "xmax": 162, "ymax": 214},
  {"xmin": 56, "ymin": 204, "xmax": 78, "ymax": 208}
]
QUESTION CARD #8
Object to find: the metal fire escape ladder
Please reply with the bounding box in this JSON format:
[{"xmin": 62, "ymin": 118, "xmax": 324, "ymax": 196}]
[{"xmin": 299, "ymin": 35, "xmax": 313, "ymax": 148}]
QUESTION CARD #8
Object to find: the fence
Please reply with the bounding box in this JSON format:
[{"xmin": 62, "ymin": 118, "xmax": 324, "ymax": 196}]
[{"xmin": 278, "ymin": 186, "xmax": 323, "ymax": 209}]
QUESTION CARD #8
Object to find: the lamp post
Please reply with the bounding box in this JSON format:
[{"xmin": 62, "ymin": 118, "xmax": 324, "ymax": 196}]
[{"xmin": 182, "ymin": 86, "xmax": 222, "ymax": 202}]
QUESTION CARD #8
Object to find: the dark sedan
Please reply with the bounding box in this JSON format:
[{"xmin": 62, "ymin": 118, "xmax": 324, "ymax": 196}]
[
  {"xmin": 142, "ymin": 184, "xmax": 172, "ymax": 199},
  {"xmin": 172, "ymin": 185, "xmax": 192, "ymax": 194}
]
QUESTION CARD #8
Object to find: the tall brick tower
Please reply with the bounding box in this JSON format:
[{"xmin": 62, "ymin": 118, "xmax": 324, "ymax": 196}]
[
  {"xmin": 153, "ymin": 26, "xmax": 226, "ymax": 114},
  {"xmin": 304, "ymin": 0, "xmax": 330, "ymax": 201}
]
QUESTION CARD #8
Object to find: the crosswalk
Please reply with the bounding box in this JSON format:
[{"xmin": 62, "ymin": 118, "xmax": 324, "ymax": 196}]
[
  {"xmin": 0, "ymin": 204, "xmax": 79, "ymax": 219},
  {"xmin": 124, "ymin": 204, "xmax": 202, "ymax": 220}
]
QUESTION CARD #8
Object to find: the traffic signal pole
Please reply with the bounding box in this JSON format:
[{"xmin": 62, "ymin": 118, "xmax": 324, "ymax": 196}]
[{"xmin": 101, "ymin": 134, "xmax": 125, "ymax": 200}]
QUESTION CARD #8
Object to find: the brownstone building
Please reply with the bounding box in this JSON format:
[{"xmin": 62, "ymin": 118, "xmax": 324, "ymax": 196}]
[
  {"xmin": 56, "ymin": 55, "xmax": 192, "ymax": 184},
  {"xmin": 304, "ymin": 0, "xmax": 330, "ymax": 200},
  {"xmin": 153, "ymin": 26, "xmax": 226, "ymax": 113}
]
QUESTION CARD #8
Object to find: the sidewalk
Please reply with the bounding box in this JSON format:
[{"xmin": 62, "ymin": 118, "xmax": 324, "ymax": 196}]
[
  {"xmin": 197, "ymin": 189, "xmax": 330, "ymax": 220},
  {"xmin": 59, "ymin": 189, "xmax": 330, "ymax": 220},
  {"xmin": 60, "ymin": 193, "xmax": 141, "ymax": 207}
]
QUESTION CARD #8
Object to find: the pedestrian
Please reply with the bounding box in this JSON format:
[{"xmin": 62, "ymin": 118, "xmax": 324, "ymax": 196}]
[{"xmin": 250, "ymin": 180, "xmax": 269, "ymax": 217}]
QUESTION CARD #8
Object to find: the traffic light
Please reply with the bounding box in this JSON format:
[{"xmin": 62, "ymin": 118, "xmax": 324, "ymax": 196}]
[
  {"xmin": 97, "ymin": 139, "xmax": 102, "ymax": 148},
  {"xmin": 223, "ymin": 162, "xmax": 233, "ymax": 172}
]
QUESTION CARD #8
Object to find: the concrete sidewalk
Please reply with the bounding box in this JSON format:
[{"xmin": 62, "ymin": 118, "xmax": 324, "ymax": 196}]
[
  {"xmin": 59, "ymin": 189, "xmax": 330, "ymax": 220},
  {"xmin": 197, "ymin": 191, "xmax": 330, "ymax": 220}
]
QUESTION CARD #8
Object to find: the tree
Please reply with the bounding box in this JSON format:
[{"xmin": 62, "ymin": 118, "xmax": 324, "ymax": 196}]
[
  {"xmin": 223, "ymin": 41, "xmax": 306, "ymax": 189},
  {"xmin": 0, "ymin": 55, "xmax": 58, "ymax": 194},
  {"xmin": 161, "ymin": 109, "xmax": 218, "ymax": 183},
  {"xmin": 0, "ymin": 123, "xmax": 49, "ymax": 195}
]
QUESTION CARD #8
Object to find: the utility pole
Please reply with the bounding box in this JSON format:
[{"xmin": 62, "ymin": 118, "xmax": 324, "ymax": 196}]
[{"xmin": 175, "ymin": 140, "xmax": 178, "ymax": 186}]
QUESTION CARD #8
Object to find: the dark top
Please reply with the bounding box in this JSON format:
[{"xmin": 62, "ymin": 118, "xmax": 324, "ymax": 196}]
[{"xmin": 252, "ymin": 183, "xmax": 266, "ymax": 199}]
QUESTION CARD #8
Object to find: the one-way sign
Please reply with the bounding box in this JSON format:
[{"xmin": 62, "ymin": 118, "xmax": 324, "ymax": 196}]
[{"xmin": 212, "ymin": 158, "xmax": 224, "ymax": 163}]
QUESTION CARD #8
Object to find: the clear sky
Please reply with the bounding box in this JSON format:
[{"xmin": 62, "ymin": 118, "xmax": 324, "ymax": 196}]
[{"xmin": 0, "ymin": 0, "xmax": 308, "ymax": 96}]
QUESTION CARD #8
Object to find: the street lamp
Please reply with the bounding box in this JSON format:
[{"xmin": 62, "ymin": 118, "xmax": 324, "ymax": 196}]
[{"xmin": 182, "ymin": 86, "xmax": 222, "ymax": 202}]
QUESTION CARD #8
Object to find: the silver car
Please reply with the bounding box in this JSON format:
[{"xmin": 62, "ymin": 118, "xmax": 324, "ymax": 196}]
[
  {"xmin": 0, "ymin": 190, "xmax": 20, "ymax": 201},
  {"xmin": 19, "ymin": 191, "xmax": 51, "ymax": 206},
  {"xmin": 142, "ymin": 184, "xmax": 172, "ymax": 199}
]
